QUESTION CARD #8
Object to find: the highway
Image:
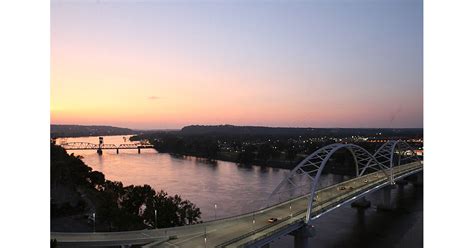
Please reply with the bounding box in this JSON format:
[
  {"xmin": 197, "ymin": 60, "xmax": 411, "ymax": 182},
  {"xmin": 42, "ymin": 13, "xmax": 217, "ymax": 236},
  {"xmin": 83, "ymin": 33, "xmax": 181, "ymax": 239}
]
[{"xmin": 51, "ymin": 161, "xmax": 422, "ymax": 247}]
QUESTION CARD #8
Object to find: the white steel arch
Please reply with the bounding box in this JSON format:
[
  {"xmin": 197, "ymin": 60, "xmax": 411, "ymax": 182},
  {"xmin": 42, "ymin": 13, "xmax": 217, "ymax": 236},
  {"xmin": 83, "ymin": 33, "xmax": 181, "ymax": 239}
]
[
  {"xmin": 371, "ymin": 140, "xmax": 422, "ymax": 184},
  {"xmin": 266, "ymin": 143, "xmax": 388, "ymax": 223}
]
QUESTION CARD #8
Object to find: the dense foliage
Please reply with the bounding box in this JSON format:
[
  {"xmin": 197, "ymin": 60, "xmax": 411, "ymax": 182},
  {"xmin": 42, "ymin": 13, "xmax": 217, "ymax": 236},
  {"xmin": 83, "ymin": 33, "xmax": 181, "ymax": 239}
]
[
  {"xmin": 132, "ymin": 126, "xmax": 423, "ymax": 169},
  {"xmin": 51, "ymin": 144, "xmax": 201, "ymax": 231},
  {"xmin": 50, "ymin": 124, "xmax": 135, "ymax": 138}
]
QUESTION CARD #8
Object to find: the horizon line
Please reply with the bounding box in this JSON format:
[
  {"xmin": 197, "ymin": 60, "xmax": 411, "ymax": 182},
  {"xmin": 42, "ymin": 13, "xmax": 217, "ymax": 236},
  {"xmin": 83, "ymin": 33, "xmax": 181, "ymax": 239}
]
[{"xmin": 51, "ymin": 123, "xmax": 424, "ymax": 131}]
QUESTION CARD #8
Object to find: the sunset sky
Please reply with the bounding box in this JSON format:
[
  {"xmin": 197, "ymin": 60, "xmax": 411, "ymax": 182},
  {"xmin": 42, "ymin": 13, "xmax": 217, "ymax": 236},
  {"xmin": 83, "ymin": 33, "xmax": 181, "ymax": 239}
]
[{"xmin": 51, "ymin": 0, "xmax": 423, "ymax": 130}]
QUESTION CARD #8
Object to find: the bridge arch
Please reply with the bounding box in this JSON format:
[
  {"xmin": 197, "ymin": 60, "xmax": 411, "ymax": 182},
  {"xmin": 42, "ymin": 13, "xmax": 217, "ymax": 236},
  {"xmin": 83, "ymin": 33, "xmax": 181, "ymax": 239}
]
[
  {"xmin": 266, "ymin": 143, "xmax": 388, "ymax": 223},
  {"xmin": 371, "ymin": 140, "xmax": 422, "ymax": 183}
]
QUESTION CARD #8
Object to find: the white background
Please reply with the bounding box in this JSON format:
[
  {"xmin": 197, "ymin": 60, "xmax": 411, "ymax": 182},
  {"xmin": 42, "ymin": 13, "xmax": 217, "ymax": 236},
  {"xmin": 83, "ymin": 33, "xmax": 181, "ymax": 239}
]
[{"xmin": 1, "ymin": 0, "xmax": 473, "ymax": 246}]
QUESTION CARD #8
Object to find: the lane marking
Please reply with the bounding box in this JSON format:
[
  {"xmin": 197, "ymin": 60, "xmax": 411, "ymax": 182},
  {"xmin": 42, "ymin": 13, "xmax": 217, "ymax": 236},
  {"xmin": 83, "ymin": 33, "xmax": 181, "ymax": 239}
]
[
  {"xmin": 162, "ymin": 241, "xmax": 179, "ymax": 248},
  {"xmin": 172, "ymin": 228, "xmax": 217, "ymax": 245}
]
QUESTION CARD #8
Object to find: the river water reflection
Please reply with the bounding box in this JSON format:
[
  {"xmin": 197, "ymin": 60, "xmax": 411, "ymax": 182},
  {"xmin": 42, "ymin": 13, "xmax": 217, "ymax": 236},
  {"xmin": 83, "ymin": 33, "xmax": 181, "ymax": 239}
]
[{"xmin": 56, "ymin": 135, "xmax": 290, "ymax": 220}]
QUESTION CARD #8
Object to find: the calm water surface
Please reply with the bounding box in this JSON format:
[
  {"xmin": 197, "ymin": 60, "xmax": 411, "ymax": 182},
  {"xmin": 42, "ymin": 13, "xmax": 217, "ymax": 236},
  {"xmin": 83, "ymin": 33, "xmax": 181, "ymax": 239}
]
[
  {"xmin": 57, "ymin": 135, "xmax": 422, "ymax": 247},
  {"xmin": 57, "ymin": 135, "xmax": 289, "ymax": 220}
]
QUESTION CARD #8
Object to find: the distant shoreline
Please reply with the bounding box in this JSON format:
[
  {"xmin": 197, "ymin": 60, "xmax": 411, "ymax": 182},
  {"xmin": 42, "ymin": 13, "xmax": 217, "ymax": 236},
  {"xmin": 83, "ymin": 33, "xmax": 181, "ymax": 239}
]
[
  {"xmin": 56, "ymin": 134, "xmax": 297, "ymax": 170},
  {"xmin": 54, "ymin": 134, "xmax": 137, "ymax": 140},
  {"xmin": 166, "ymin": 151, "xmax": 297, "ymax": 170}
]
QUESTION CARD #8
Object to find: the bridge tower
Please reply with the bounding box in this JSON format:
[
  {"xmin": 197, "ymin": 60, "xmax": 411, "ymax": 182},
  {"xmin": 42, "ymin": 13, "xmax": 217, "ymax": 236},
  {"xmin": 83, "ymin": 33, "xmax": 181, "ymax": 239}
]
[{"xmin": 97, "ymin": 137, "xmax": 103, "ymax": 155}]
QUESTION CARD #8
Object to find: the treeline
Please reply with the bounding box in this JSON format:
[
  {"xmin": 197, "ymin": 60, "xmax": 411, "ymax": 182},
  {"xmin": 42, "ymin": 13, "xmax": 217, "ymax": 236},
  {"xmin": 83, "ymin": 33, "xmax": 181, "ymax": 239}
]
[
  {"xmin": 180, "ymin": 125, "xmax": 423, "ymax": 137},
  {"xmin": 132, "ymin": 133, "xmax": 366, "ymax": 168},
  {"xmin": 132, "ymin": 126, "xmax": 423, "ymax": 169},
  {"xmin": 51, "ymin": 144, "xmax": 201, "ymax": 231},
  {"xmin": 149, "ymin": 135, "xmax": 220, "ymax": 159},
  {"xmin": 50, "ymin": 124, "xmax": 135, "ymax": 138}
]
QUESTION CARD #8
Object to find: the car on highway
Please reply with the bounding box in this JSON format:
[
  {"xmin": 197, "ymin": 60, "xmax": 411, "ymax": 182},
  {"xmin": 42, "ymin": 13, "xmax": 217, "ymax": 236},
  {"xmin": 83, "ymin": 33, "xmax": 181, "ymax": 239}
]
[
  {"xmin": 267, "ymin": 217, "xmax": 278, "ymax": 223},
  {"xmin": 338, "ymin": 186, "xmax": 346, "ymax": 190}
]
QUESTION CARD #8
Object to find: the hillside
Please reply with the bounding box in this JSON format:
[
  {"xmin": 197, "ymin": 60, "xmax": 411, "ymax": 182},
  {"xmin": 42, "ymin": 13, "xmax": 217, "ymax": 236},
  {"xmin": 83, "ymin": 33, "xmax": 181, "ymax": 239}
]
[
  {"xmin": 180, "ymin": 125, "xmax": 423, "ymax": 137},
  {"xmin": 51, "ymin": 125, "xmax": 135, "ymax": 138}
]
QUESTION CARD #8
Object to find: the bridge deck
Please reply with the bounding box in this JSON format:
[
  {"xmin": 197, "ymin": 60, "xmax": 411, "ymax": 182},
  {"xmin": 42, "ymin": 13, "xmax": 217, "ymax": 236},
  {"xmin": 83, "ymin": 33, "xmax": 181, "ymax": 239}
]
[
  {"xmin": 64, "ymin": 147, "xmax": 155, "ymax": 150},
  {"xmin": 51, "ymin": 162, "xmax": 422, "ymax": 247},
  {"xmin": 59, "ymin": 142, "xmax": 154, "ymax": 150}
]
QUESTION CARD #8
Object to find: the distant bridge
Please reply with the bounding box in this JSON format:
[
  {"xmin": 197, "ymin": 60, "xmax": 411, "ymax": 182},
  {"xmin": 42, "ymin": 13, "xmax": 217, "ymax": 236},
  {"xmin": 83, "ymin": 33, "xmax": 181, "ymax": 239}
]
[
  {"xmin": 60, "ymin": 142, "xmax": 154, "ymax": 154},
  {"xmin": 51, "ymin": 140, "xmax": 423, "ymax": 247}
]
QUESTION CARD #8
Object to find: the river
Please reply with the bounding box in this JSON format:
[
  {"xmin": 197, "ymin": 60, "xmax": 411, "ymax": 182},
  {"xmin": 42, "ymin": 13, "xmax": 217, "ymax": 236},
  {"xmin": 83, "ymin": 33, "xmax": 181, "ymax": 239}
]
[{"xmin": 56, "ymin": 135, "xmax": 422, "ymax": 247}]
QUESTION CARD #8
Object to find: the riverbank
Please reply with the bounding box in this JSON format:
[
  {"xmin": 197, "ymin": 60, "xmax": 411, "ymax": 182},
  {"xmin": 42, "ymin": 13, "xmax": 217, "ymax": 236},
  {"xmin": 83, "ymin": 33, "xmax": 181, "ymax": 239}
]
[
  {"xmin": 130, "ymin": 136, "xmax": 302, "ymax": 170},
  {"xmin": 50, "ymin": 143, "xmax": 202, "ymax": 232},
  {"xmin": 162, "ymin": 150, "xmax": 299, "ymax": 170},
  {"xmin": 51, "ymin": 124, "xmax": 135, "ymax": 138}
]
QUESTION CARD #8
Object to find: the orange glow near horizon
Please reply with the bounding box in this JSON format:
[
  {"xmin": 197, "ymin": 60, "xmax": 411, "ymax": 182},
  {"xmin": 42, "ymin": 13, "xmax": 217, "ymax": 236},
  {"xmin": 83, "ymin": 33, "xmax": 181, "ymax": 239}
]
[{"xmin": 51, "ymin": 1, "xmax": 423, "ymax": 129}]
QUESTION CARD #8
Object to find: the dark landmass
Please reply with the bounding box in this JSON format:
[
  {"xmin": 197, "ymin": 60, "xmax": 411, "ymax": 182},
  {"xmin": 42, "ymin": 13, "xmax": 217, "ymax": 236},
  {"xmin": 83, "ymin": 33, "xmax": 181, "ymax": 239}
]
[
  {"xmin": 181, "ymin": 125, "xmax": 423, "ymax": 137},
  {"xmin": 51, "ymin": 124, "xmax": 135, "ymax": 138},
  {"xmin": 50, "ymin": 143, "xmax": 201, "ymax": 232},
  {"xmin": 131, "ymin": 125, "xmax": 423, "ymax": 169}
]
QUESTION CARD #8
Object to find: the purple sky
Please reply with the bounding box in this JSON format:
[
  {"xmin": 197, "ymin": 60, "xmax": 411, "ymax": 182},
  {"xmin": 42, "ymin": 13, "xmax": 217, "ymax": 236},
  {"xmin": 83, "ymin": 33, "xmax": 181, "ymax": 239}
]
[{"xmin": 51, "ymin": 0, "xmax": 423, "ymax": 129}]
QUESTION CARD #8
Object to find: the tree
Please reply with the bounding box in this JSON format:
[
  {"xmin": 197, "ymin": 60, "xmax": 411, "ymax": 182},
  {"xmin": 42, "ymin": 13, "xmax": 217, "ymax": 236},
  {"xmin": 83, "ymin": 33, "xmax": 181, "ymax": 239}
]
[
  {"xmin": 257, "ymin": 143, "xmax": 273, "ymax": 162},
  {"xmin": 51, "ymin": 144, "xmax": 202, "ymax": 232},
  {"xmin": 142, "ymin": 190, "xmax": 201, "ymax": 228},
  {"xmin": 286, "ymin": 146, "xmax": 297, "ymax": 161},
  {"xmin": 88, "ymin": 171, "xmax": 105, "ymax": 190}
]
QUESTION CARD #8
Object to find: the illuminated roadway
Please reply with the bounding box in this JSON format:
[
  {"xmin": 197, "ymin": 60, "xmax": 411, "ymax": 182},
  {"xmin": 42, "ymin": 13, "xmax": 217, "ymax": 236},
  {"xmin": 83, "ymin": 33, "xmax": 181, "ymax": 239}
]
[{"xmin": 51, "ymin": 161, "xmax": 423, "ymax": 247}]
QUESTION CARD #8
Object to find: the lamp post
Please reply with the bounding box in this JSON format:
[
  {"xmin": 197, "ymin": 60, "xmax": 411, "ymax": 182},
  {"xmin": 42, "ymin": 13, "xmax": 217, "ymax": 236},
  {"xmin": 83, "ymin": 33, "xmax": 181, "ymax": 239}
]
[
  {"xmin": 204, "ymin": 226, "xmax": 207, "ymax": 248},
  {"xmin": 154, "ymin": 209, "xmax": 157, "ymax": 229},
  {"xmin": 252, "ymin": 213, "xmax": 256, "ymax": 232},
  {"xmin": 251, "ymin": 212, "xmax": 256, "ymax": 240},
  {"xmin": 92, "ymin": 213, "xmax": 96, "ymax": 232},
  {"xmin": 214, "ymin": 204, "xmax": 217, "ymax": 220}
]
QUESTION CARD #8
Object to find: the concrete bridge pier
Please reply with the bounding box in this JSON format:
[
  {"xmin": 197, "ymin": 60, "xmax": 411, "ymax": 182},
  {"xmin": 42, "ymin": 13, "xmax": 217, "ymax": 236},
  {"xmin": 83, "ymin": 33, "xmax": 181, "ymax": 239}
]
[
  {"xmin": 377, "ymin": 185, "xmax": 396, "ymax": 211},
  {"xmin": 290, "ymin": 224, "xmax": 316, "ymax": 248},
  {"xmin": 406, "ymin": 173, "xmax": 423, "ymax": 187},
  {"xmin": 98, "ymin": 137, "xmax": 103, "ymax": 155},
  {"xmin": 116, "ymin": 148, "xmax": 119, "ymax": 154},
  {"xmin": 138, "ymin": 148, "xmax": 141, "ymax": 154},
  {"xmin": 396, "ymin": 179, "xmax": 408, "ymax": 192},
  {"xmin": 396, "ymin": 179, "xmax": 408, "ymax": 199},
  {"xmin": 396, "ymin": 179, "xmax": 408, "ymax": 187}
]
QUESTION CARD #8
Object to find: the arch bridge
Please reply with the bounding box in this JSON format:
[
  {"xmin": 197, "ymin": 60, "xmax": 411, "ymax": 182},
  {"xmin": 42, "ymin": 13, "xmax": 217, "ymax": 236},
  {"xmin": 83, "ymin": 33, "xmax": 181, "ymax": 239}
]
[{"xmin": 51, "ymin": 140, "xmax": 423, "ymax": 248}]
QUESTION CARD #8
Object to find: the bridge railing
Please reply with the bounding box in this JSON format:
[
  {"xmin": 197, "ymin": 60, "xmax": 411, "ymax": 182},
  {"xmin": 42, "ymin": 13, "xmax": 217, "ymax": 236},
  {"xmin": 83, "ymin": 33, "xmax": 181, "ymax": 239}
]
[
  {"xmin": 60, "ymin": 142, "xmax": 154, "ymax": 150},
  {"xmin": 216, "ymin": 215, "xmax": 297, "ymax": 248}
]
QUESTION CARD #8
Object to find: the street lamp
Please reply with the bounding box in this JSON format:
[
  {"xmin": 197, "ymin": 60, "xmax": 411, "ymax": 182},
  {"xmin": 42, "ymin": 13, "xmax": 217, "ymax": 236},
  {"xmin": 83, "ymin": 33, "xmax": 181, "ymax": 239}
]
[
  {"xmin": 154, "ymin": 209, "xmax": 157, "ymax": 229},
  {"xmin": 251, "ymin": 213, "xmax": 257, "ymax": 240},
  {"xmin": 204, "ymin": 226, "xmax": 207, "ymax": 248},
  {"xmin": 92, "ymin": 213, "xmax": 96, "ymax": 232},
  {"xmin": 252, "ymin": 213, "xmax": 256, "ymax": 232},
  {"xmin": 214, "ymin": 204, "xmax": 217, "ymax": 220}
]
